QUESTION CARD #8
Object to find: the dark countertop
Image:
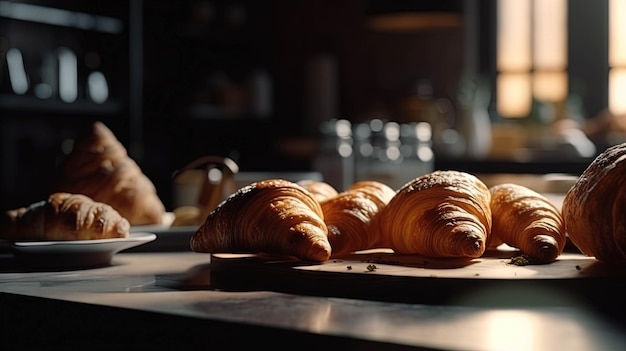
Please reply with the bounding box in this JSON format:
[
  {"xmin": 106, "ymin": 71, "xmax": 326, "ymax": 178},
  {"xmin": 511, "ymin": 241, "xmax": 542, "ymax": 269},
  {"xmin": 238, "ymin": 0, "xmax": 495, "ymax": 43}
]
[{"xmin": 1, "ymin": 251, "xmax": 626, "ymax": 350}]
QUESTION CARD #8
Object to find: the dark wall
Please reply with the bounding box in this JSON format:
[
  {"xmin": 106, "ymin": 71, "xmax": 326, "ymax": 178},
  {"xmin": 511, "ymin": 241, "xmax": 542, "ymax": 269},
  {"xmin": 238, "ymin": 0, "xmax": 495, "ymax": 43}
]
[
  {"xmin": 139, "ymin": 0, "xmax": 465, "ymax": 209},
  {"xmin": 0, "ymin": 0, "xmax": 469, "ymax": 210},
  {"xmin": 568, "ymin": 0, "xmax": 609, "ymax": 118}
]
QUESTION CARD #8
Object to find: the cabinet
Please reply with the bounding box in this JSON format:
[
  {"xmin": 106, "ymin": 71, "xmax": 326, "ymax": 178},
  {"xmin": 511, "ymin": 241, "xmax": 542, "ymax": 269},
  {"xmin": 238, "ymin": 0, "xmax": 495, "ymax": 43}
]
[
  {"xmin": 0, "ymin": 1, "xmax": 282, "ymax": 210},
  {"xmin": 0, "ymin": 1, "xmax": 137, "ymax": 209},
  {"xmin": 142, "ymin": 0, "xmax": 274, "ymax": 122},
  {"xmin": 140, "ymin": 0, "xmax": 282, "ymax": 207}
]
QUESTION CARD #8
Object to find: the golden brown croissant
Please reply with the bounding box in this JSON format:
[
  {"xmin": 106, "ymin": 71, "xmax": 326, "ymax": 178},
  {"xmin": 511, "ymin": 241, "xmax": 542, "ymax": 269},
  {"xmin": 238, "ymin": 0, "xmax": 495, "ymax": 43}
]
[
  {"xmin": 0, "ymin": 193, "xmax": 130, "ymax": 241},
  {"xmin": 53, "ymin": 121, "xmax": 165, "ymax": 226},
  {"xmin": 379, "ymin": 170, "xmax": 492, "ymax": 259},
  {"xmin": 562, "ymin": 142, "xmax": 626, "ymax": 263},
  {"xmin": 320, "ymin": 180, "xmax": 395, "ymax": 258},
  {"xmin": 490, "ymin": 183, "xmax": 566, "ymax": 263},
  {"xmin": 190, "ymin": 179, "xmax": 332, "ymax": 262},
  {"xmin": 296, "ymin": 179, "xmax": 339, "ymax": 203}
]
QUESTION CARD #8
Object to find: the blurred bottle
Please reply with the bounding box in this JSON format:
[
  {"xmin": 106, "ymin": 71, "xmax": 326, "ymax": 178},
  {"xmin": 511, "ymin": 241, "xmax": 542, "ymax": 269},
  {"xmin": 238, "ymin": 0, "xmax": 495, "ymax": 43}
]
[
  {"xmin": 402, "ymin": 79, "xmax": 466, "ymax": 159},
  {"xmin": 306, "ymin": 55, "xmax": 338, "ymax": 132},
  {"xmin": 248, "ymin": 69, "xmax": 272, "ymax": 118},
  {"xmin": 427, "ymin": 97, "xmax": 465, "ymax": 158},
  {"xmin": 398, "ymin": 121, "xmax": 434, "ymax": 186},
  {"xmin": 456, "ymin": 75, "xmax": 492, "ymax": 159},
  {"xmin": 354, "ymin": 119, "xmax": 434, "ymax": 191},
  {"xmin": 401, "ymin": 79, "xmax": 434, "ymax": 123},
  {"xmin": 313, "ymin": 119, "xmax": 354, "ymax": 191},
  {"xmin": 354, "ymin": 118, "xmax": 393, "ymax": 186}
]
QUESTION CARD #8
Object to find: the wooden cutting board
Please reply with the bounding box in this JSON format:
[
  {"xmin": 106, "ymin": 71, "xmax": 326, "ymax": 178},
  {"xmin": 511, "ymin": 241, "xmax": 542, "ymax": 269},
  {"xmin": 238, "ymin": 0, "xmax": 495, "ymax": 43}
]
[{"xmin": 206, "ymin": 247, "xmax": 626, "ymax": 306}]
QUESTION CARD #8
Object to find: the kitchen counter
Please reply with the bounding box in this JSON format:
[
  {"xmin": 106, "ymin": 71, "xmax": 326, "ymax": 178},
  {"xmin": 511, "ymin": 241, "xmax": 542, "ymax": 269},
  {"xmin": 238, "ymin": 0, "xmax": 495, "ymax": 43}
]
[{"xmin": 2, "ymin": 251, "xmax": 626, "ymax": 350}]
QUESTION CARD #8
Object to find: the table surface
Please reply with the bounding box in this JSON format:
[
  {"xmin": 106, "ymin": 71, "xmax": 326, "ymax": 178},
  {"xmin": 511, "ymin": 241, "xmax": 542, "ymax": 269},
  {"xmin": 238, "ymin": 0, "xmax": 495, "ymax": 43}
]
[{"xmin": 1, "ymin": 251, "xmax": 626, "ymax": 350}]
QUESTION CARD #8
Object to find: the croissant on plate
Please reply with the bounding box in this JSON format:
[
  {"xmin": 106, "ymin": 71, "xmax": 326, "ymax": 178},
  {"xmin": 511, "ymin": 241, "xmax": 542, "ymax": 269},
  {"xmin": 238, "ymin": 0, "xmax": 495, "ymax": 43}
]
[
  {"xmin": 379, "ymin": 170, "xmax": 492, "ymax": 259},
  {"xmin": 320, "ymin": 180, "xmax": 396, "ymax": 258},
  {"xmin": 190, "ymin": 179, "xmax": 332, "ymax": 262},
  {"xmin": 296, "ymin": 179, "xmax": 339, "ymax": 203},
  {"xmin": 52, "ymin": 121, "xmax": 165, "ymax": 226},
  {"xmin": 489, "ymin": 183, "xmax": 566, "ymax": 263},
  {"xmin": 0, "ymin": 192, "xmax": 130, "ymax": 241},
  {"xmin": 562, "ymin": 142, "xmax": 626, "ymax": 263}
]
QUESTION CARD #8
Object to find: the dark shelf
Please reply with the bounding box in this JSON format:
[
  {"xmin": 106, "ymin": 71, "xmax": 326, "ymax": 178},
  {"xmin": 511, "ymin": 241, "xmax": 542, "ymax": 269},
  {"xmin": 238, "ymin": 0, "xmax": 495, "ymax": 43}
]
[
  {"xmin": 186, "ymin": 103, "xmax": 271, "ymax": 121},
  {"xmin": 435, "ymin": 157, "xmax": 593, "ymax": 175},
  {"xmin": 0, "ymin": 95, "xmax": 123, "ymax": 115}
]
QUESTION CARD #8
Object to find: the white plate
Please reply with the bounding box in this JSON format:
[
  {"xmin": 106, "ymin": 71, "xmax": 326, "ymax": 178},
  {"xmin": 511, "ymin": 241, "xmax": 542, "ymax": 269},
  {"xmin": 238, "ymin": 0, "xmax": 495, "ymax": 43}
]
[
  {"xmin": 128, "ymin": 212, "xmax": 197, "ymax": 252},
  {"xmin": 128, "ymin": 226, "xmax": 197, "ymax": 252},
  {"xmin": 0, "ymin": 232, "xmax": 156, "ymax": 269},
  {"xmin": 129, "ymin": 212, "xmax": 176, "ymax": 232}
]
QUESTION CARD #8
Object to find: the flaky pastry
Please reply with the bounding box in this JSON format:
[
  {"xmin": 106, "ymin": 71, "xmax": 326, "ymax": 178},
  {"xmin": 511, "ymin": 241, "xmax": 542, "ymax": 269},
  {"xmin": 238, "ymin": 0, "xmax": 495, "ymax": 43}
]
[
  {"xmin": 0, "ymin": 192, "xmax": 130, "ymax": 241},
  {"xmin": 53, "ymin": 121, "xmax": 165, "ymax": 226},
  {"xmin": 190, "ymin": 179, "xmax": 331, "ymax": 262},
  {"xmin": 562, "ymin": 142, "xmax": 626, "ymax": 263},
  {"xmin": 490, "ymin": 183, "xmax": 565, "ymax": 263},
  {"xmin": 379, "ymin": 170, "xmax": 492, "ymax": 259},
  {"xmin": 320, "ymin": 180, "xmax": 395, "ymax": 257}
]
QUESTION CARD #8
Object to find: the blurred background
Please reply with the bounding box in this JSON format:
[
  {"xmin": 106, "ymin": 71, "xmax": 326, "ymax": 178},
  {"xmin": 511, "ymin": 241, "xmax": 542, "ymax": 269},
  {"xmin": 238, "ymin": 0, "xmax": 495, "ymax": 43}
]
[{"xmin": 1, "ymin": 0, "xmax": 624, "ymax": 210}]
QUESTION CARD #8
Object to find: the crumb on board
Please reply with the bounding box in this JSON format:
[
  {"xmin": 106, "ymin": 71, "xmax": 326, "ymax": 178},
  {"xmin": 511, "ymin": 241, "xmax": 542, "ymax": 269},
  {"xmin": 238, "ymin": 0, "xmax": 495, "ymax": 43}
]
[
  {"xmin": 346, "ymin": 265, "xmax": 352, "ymax": 270},
  {"xmin": 575, "ymin": 265, "xmax": 581, "ymax": 270},
  {"xmin": 508, "ymin": 254, "xmax": 534, "ymax": 266},
  {"xmin": 361, "ymin": 257, "xmax": 401, "ymax": 265},
  {"xmin": 366, "ymin": 264, "xmax": 377, "ymax": 272}
]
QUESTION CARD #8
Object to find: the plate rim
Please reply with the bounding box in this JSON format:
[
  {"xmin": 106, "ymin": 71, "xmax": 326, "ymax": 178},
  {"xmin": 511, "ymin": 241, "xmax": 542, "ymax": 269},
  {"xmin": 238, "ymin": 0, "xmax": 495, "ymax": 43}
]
[{"xmin": 4, "ymin": 232, "xmax": 156, "ymax": 248}]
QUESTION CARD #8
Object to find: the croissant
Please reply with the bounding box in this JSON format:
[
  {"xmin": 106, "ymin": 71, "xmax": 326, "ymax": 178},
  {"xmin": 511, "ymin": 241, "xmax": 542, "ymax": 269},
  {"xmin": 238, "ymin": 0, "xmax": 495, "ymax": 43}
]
[
  {"xmin": 296, "ymin": 179, "xmax": 339, "ymax": 203},
  {"xmin": 320, "ymin": 180, "xmax": 396, "ymax": 258},
  {"xmin": 0, "ymin": 193, "xmax": 130, "ymax": 241},
  {"xmin": 53, "ymin": 121, "xmax": 165, "ymax": 226},
  {"xmin": 562, "ymin": 142, "xmax": 626, "ymax": 263},
  {"xmin": 379, "ymin": 170, "xmax": 492, "ymax": 259},
  {"xmin": 490, "ymin": 183, "xmax": 566, "ymax": 263},
  {"xmin": 190, "ymin": 179, "xmax": 332, "ymax": 262}
]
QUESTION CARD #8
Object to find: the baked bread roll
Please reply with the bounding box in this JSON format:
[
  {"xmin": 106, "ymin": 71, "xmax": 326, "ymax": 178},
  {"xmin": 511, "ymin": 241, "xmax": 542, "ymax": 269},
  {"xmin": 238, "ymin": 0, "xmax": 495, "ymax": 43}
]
[
  {"xmin": 320, "ymin": 180, "xmax": 395, "ymax": 258},
  {"xmin": 190, "ymin": 179, "xmax": 331, "ymax": 262},
  {"xmin": 490, "ymin": 183, "xmax": 566, "ymax": 263},
  {"xmin": 379, "ymin": 170, "xmax": 492, "ymax": 259},
  {"xmin": 0, "ymin": 193, "xmax": 130, "ymax": 241},
  {"xmin": 297, "ymin": 179, "xmax": 339, "ymax": 203},
  {"xmin": 562, "ymin": 142, "xmax": 626, "ymax": 263},
  {"xmin": 53, "ymin": 121, "xmax": 165, "ymax": 226}
]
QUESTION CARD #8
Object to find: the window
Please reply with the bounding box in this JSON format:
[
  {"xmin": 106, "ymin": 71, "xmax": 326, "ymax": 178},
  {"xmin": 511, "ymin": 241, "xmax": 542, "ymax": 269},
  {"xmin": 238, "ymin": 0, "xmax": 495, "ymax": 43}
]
[
  {"xmin": 496, "ymin": 0, "xmax": 568, "ymax": 118},
  {"xmin": 609, "ymin": 0, "xmax": 626, "ymax": 114}
]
